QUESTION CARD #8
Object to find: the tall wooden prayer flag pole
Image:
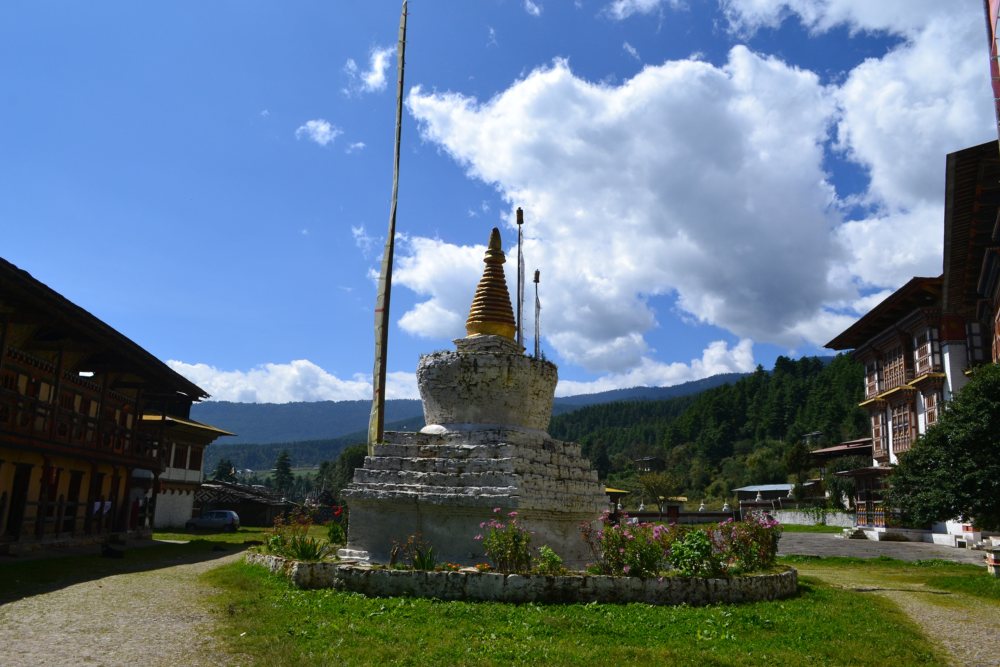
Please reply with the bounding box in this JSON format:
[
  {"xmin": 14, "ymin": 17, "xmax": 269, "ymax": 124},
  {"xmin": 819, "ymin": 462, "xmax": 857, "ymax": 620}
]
[{"xmin": 369, "ymin": 1, "xmax": 408, "ymax": 455}]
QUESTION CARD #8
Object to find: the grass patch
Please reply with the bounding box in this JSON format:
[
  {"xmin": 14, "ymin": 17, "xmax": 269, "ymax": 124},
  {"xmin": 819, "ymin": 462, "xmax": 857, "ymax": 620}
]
[
  {"xmin": 779, "ymin": 524, "xmax": 846, "ymax": 534},
  {"xmin": 203, "ymin": 562, "xmax": 943, "ymax": 666},
  {"xmin": 782, "ymin": 554, "xmax": 1000, "ymax": 602},
  {"xmin": 153, "ymin": 525, "xmax": 327, "ymax": 543},
  {"xmin": 924, "ymin": 573, "xmax": 1000, "ymax": 602}
]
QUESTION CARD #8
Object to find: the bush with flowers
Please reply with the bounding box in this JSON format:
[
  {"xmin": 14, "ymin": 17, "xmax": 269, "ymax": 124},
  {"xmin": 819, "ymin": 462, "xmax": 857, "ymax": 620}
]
[
  {"xmin": 712, "ymin": 511, "xmax": 782, "ymax": 573},
  {"xmin": 581, "ymin": 510, "xmax": 781, "ymax": 578},
  {"xmin": 475, "ymin": 508, "xmax": 532, "ymax": 574}
]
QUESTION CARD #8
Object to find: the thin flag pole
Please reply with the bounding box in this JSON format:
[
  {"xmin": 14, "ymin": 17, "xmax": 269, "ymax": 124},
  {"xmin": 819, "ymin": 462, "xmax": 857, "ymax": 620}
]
[
  {"xmin": 369, "ymin": 0, "xmax": 408, "ymax": 456},
  {"xmin": 516, "ymin": 208, "xmax": 525, "ymax": 349},
  {"xmin": 533, "ymin": 269, "xmax": 541, "ymax": 358}
]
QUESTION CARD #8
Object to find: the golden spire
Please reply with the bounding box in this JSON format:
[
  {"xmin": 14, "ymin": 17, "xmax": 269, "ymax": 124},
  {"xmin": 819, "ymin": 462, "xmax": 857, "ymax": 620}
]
[{"xmin": 465, "ymin": 227, "xmax": 517, "ymax": 339}]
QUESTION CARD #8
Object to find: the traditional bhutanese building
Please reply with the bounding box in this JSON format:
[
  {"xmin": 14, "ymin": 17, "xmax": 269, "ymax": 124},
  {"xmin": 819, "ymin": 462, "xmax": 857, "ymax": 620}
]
[
  {"xmin": 0, "ymin": 257, "xmax": 230, "ymax": 552},
  {"xmin": 825, "ymin": 140, "xmax": 1000, "ymax": 533},
  {"xmin": 142, "ymin": 412, "xmax": 233, "ymax": 528}
]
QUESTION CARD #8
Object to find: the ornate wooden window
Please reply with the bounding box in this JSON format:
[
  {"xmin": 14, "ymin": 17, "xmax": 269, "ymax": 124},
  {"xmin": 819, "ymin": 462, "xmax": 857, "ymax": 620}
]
[
  {"xmin": 891, "ymin": 402, "xmax": 914, "ymax": 454},
  {"xmin": 881, "ymin": 346, "xmax": 908, "ymax": 391},
  {"xmin": 871, "ymin": 411, "xmax": 887, "ymax": 459},
  {"xmin": 189, "ymin": 446, "xmax": 203, "ymax": 471},
  {"xmin": 864, "ymin": 359, "xmax": 880, "ymax": 398},
  {"xmin": 913, "ymin": 327, "xmax": 941, "ymax": 376},
  {"xmin": 924, "ymin": 390, "xmax": 942, "ymax": 427},
  {"xmin": 967, "ymin": 322, "xmax": 985, "ymax": 365}
]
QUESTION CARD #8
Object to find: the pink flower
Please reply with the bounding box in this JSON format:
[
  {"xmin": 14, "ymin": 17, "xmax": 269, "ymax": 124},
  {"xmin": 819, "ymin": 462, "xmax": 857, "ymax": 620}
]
[
  {"xmin": 493, "ymin": 507, "xmax": 502, "ymax": 513},
  {"xmin": 508, "ymin": 511, "xmax": 518, "ymax": 518},
  {"xmin": 618, "ymin": 548, "xmax": 625, "ymax": 554},
  {"xmin": 474, "ymin": 534, "xmax": 483, "ymax": 541},
  {"xmin": 623, "ymin": 565, "xmax": 631, "ymax": 574}
]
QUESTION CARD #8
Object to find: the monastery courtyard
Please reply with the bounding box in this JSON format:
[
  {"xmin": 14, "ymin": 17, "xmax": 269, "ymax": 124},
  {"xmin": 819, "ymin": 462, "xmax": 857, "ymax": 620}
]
[{"xmin": 1, "ymin": 534, "xmax": 997, "ymax": 666}]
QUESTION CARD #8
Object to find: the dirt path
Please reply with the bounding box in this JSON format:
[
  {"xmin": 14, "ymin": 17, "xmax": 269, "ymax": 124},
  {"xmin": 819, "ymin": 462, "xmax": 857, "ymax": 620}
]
[
  {"xmin": 798, "ymin": 565, "xmax": 1000, "ymax": 667},
  {"xmin": 0, "ymin": 551, "xmax": 242, "ymax": 667}
]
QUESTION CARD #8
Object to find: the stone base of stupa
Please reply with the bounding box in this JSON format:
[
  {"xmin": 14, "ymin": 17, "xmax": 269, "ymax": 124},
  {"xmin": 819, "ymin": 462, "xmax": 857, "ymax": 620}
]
[{"xmin": 340, "ymin": 427, "xmax": 607, "ymax": 568}]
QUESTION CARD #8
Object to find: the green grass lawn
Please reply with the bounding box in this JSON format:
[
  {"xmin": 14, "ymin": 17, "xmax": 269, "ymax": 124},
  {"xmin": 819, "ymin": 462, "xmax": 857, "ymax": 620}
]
[
  {"xmin": 203, "ymin": 561, "xmax": 946, "ymax": 666},
  {"xmin": 153, "ymin": 524, "xmax": 328, "ymax": 543},
  {"xmin": 778, "ymin": 523, "xmax": 847, "ymax": 534}
]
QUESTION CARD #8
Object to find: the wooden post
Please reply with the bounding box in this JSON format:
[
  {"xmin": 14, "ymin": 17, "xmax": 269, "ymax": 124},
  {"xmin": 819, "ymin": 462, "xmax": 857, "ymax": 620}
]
[{"xmin": 368, "ymin": 0, "xmax": 408, "ymax": 455}]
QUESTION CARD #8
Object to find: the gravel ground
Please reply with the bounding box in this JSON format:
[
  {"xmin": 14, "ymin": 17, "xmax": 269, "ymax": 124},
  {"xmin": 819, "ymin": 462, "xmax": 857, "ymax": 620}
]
[
  {"xmin": 784, "ymin": 533, "xmax": 1000, "ymax": 667},
  {"xmin": 0, "ymin": 550, "xmax": 243, "ymax": 667}
]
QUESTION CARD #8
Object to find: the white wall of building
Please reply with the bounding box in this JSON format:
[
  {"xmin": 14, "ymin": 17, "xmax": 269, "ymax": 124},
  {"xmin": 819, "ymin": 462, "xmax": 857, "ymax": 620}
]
[{"xmin": 154, "ymin": 489, "xmax": 196, "ymax": 528}]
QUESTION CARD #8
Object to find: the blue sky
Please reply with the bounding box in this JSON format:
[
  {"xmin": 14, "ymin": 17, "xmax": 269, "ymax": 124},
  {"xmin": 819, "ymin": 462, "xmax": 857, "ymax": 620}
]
[{"xmin": 1, "ymin": 0, "xmax": 995, "ymax": 402}]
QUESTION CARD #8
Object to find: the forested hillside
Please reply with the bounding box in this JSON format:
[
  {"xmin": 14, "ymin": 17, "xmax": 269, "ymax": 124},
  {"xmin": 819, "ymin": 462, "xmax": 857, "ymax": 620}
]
[
  {"xmin": 191, "ymin": 374, "xmax": 750, "ymax": 444},
  {"xmin": 549, "ymin": 354, "xmax": 867, "ymax": 501}
]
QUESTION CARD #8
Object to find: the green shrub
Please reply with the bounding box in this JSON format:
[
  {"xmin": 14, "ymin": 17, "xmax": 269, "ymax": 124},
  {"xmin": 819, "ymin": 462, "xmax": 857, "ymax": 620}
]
[
  {"xmin": 395, "ymin": 533, "xmax": 436, "ymax": 570},
  {"xmin": 534, "ymin": 545, "xmax": 565, "ymax": 575},
  {"xmin": 476, "ymin": 508, "xmax": 532, "ymax": 574},
  {"xmin": 580, "ymin": 510, "xmax": 779, "ymax": 577},
  {"xmin": 669, "ymin": 529, "xmax": 721, "ymax": 576},
  {"xmin": 714, "ymin": 511, "xmax": 781, "ymax": 572},
  {"xmin": 327, "ymin": 521, "xmax": 346, "ymax": 545},
  {"xmin": 263, "ymin": 507, "xmax": 334, "ymax": 561},
  {"xmin": 284, "ymin": 535, "xmax": 333, "ymax": 561}
]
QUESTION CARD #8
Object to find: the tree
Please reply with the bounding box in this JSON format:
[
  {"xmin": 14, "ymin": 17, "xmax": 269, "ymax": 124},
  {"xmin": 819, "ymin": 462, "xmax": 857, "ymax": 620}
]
[
  {"xmin": 638, "ymin": 471, "xmax": 681, "ymax": 518},
  {"xmin": 272, "ymin": 450, "xmax": 294, "ymax": 496},
  {"xmin": 330, "ymin": 444, "xmax": 367, "ymax": 501},
  {"xmin": 888, "ymin": 364, "xmax": 1000, "ymax": 530},
  {"xmin": 212, "ymin": 457, "xmax": 236, "ymax": 483}
]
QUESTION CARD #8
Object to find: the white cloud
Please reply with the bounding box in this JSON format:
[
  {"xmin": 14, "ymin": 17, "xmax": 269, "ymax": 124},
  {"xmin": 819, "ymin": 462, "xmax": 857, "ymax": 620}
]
[
  {"xmin": 407, "ymin": 50, "xmax": 844, "ymax": 369},
  {"xmin": 555, "ymin": 339, "xmax": 756, "ymax": 395},
  {"xmin": 524, "ymin": 0, "xmax": 542, "ymax": 17},
  {"xmin": 724, "ymin": 0, "xmax": 993, "ymax": 295},
  {"xmin": 344, "ymin": 46, "xmax": 395, "ymax": 95},
  {"xmin": 721, "ymin": 0, "xmax": 944, "ymax": 37},
  {"xmin": 295, "ymin": 119, "xmax": 342, "ymax": 146},
  {"xmin": 346, "ymin": 141, "xmax": 366, "ymax": 154},
  {"xmin": 834, "ymin": 203, "xmax": 944, "ymax": 288},
  {"xmin": 605, "ymin": 0, "xmax": 680, "ymax": 20},
  {"xmin": 394, "ymin": 236, "xmax": 484, "ymax": 338},
  {"xmin": 397, "ymin": 3, "xmax": 993, "ymax": 374},
  {"xmin": 352, "ymin": 225, "xmax": 378, "ymax": 258},
  {"xmin": 487, "ymin": 26, "xmax": 498, "ymax": 47},
  {"xmin": 168, "ymin": 360, "xmax": 419, "ymax": 403},
  {"xmin": 623, "ymin": 41, "xmax": 640, "ymax": 61}
]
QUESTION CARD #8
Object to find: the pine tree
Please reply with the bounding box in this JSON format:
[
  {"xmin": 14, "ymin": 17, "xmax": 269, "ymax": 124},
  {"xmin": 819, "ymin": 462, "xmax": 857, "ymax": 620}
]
[{"xmin": 272, "ymin": 450, "xmax": 294, "ymax": 495}]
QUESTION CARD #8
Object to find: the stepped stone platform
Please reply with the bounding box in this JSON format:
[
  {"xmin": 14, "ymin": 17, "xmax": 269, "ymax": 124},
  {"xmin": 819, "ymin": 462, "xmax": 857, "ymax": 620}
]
[{"xmin": 341, "ymin": 427, "xmax": 607, "ymax": 567}]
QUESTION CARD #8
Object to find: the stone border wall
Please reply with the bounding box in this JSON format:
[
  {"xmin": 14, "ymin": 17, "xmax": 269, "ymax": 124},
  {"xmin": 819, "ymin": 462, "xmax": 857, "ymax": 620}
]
[
  {"xmin": 245, "ymin": 553, "xmax": 797, "ymax": 606},
  {"xmin": 773, "ymin": 510, "xmax": 855, "ymax": 528}
]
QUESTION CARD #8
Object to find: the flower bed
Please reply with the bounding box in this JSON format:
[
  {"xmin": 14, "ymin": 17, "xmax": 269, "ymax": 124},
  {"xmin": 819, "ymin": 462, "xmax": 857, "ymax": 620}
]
[{"xmin": 244, "ymin": 553, "xmax": 797, "ymax": 605}]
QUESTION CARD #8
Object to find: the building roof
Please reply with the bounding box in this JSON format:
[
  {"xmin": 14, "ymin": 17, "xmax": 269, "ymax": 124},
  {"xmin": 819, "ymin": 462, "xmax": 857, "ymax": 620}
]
[
  {"xmin": 942, "ymin": 140, "xmax": 1000, "ymax": 319},
  {"xmin": 0, "ymin": 256, "xmax": 208, "ymax": 401},
  {"xmin": 733, "ymin": 483, "xmax": 796, "ymax": 493},
  {"xmin": 141, "ymin": 413, "xmax": 235, "ymax": 437},
  {"xmin": 809, "ymin": 438, "xmax": 873, "ymax": 460},
  {"xmin": 824, "ymin": 276, "xmax": 942, "ymax": 350}
]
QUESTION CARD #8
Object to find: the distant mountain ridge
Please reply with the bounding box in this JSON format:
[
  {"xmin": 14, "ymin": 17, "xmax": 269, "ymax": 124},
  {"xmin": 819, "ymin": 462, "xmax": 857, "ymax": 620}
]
[{"xmin": 190, "ymin": 372, "xmax": 750, "ymax": 445}]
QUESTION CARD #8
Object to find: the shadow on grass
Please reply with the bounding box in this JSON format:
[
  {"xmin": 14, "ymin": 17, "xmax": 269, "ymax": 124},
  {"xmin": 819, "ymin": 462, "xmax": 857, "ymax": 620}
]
[{"xmin": 0, "ymin": 538, "xmax": 255, "ymax": 605}]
